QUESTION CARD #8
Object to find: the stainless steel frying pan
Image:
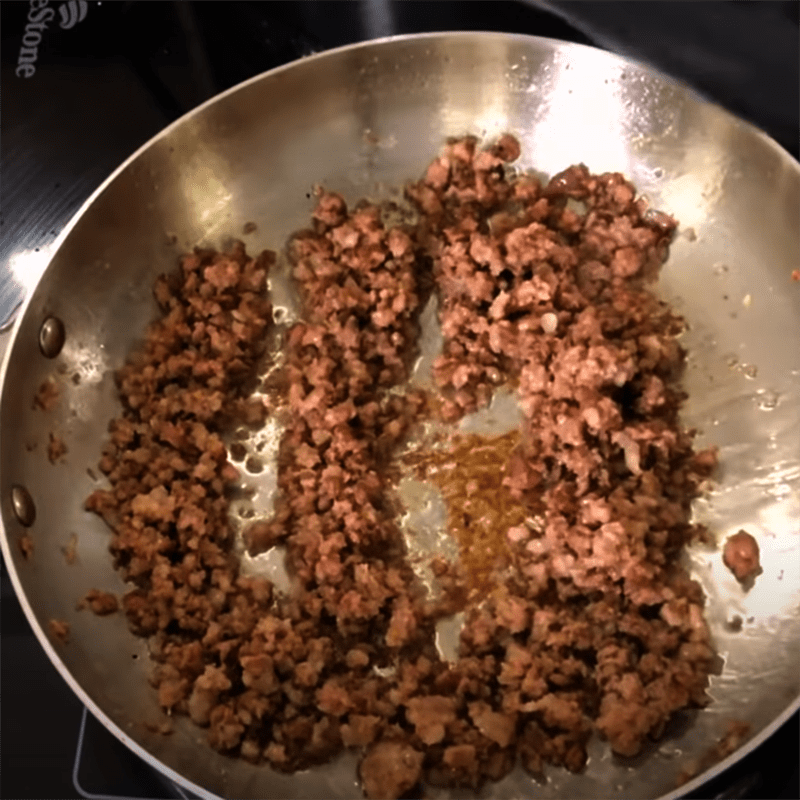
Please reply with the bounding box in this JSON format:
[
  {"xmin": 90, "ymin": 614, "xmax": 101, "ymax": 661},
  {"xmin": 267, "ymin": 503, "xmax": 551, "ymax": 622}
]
[{"xmin": 1, "ymin": 32, "xmax": 798, "ymax": 800}]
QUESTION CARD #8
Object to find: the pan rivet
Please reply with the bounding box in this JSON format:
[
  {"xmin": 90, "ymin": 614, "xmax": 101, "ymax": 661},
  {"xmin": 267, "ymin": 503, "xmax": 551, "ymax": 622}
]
[
  {"xmin": 11, "ymin": 485, "xmax": 36, "ymax": 527},
  {"xmin": 39, "ymin": 316, "xmax": 66, "ymax": 358}
]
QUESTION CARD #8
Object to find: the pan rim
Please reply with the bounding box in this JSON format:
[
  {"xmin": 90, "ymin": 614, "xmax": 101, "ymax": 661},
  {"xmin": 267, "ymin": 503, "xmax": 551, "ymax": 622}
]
[{"xmin": 1, "ymin": 29, "xmax": 798, "ymax": 800}]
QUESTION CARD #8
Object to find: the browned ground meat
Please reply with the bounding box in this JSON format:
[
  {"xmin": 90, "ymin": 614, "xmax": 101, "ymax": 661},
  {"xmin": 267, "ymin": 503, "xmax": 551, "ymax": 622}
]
[
  {"xmin": 403, "ymin": 138, "xmax": 716, "ymax": 768},
  {"xmin": 722, "ymin": 530, "xmax": 760, "ymax": 583},
  {"xmin": 78, "ymin": 589, "xmax": 119, "ymax": 615},
  {"xmin": 48, "ymin": 432, "xmax": 68, "ymax": 463},
  {"xmin": 48, "ymin": 618, "xmax": 70, "ymax": 644},
  {"xmin": 33, "ymin": 377, "xmax": 60, "ymax": 411},
  {"xmin": 86, "ymin": 137, "xmax": 721, "ymax": 799}
]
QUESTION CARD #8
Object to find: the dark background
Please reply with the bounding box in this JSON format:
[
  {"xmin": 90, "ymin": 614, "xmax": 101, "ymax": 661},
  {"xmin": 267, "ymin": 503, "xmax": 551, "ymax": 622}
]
[{"xmin": 2, "ymin": 2, "xmax": 798, "ymax": 799}]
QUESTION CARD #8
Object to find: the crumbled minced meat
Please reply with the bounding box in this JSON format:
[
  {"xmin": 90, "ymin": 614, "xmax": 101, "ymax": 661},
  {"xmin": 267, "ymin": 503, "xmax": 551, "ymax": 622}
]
[
  {"xmin": 145, "ymin": 718, "xmax": 175, "ymax": 735},
  {"xmin": 63, "ymin": 533, "xmax": 78, "ymax": 565},
  {"xmin": 78, "ymin": 589, "xmax": 119, "ymax": 616},
  {"xmin": 18, "ymin": 534, "xmax": 34, "ymax": 560},
  {"xmin": 86, "ymin": 137, "xmax": 719, "ymax": 799},
  {"xmin": 48, "ymin": 432, "xmax": 68, "ymax": 463},
  {"xmin": 48, "ymin": 618, "xmax": 70, "ymax": 644},
  {"xmin": 677, "ymin": 719, "xmax": 750, "ymax": 786},
  {"xmin": 33, "ymin": 377, "xmax": 60, "ymax": 411}
]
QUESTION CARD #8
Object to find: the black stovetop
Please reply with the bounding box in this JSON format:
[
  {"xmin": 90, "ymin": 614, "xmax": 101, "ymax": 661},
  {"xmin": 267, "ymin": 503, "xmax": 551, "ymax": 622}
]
[{"xmin": 1, "ymin": 3, "xmax": 798, "ymax": 799}]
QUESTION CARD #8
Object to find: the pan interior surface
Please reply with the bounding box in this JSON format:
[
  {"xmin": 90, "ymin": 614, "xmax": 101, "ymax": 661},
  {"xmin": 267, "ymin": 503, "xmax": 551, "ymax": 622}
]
[{"xmin": 1, "ymin": 33, "xmax": 798, "ymax": 800}]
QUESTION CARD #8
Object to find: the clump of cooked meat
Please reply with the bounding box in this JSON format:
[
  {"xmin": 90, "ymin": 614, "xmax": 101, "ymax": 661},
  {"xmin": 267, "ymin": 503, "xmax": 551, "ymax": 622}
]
[
  {"xmin": 360, "ymin": 740, "xmax": 424, "ymax": 799},
  {"xmin": 78, "ymin": 589, "xmax": 119, "ymax": 615},
  {"xmin": 86, "ymin": 136, "xmax": 720, "ymax": 799},
  {"xmin": 722, "ymin": 529, "xmax": 761, "ymax": 583}
]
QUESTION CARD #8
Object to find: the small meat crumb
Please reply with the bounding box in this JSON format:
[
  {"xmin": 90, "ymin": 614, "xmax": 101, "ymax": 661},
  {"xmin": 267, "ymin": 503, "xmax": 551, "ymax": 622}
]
[
  {"xmin": 18, "ymin": 534, "xmax": 34, "ymax": 559},
  {"xmin": 145, "ymin": 718, "xmax": 175, "ymax": 735},
  {"xmin": 48, "ymin": 432, "xmax": 68, "ymax": 463},
  {"xmin": 243, "ymin": 221, "xmax": 258, "ymax": 235},
  {"xmin": 722, "ymin": 529, "xmax": 761, "ymax": 583},
  {"xmin": 33, "ymin": 378, "xmax": 60, "ymax": 411},
  {"xmin": 48, "ymin": 618, "xmax": 70, "ymax": 644},
  {"xmin": 677, "ymin": 719, "xmax": 750, "ymax": 786},
  {"xmin": 78, "ymin": 589, "xmax": 119, "ymax": 615},
  {"xmin": 63, "ymin": 533, "xmax": 78, "ymax": 564},
  {"xmin": 725, "ymin": 615, "xmax": 743, "ymax": 632},
  {"xmin": 360, "ymin": 740, "xmax": 424, "ymax": 800}
]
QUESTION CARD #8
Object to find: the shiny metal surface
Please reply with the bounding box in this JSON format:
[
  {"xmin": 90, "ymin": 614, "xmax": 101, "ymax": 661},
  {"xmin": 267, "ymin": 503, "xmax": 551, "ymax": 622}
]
[
  {"xmin": 38, "ymin": 316, "xmax": 66, "ymax": 359},
  {"xmin": 0, "ymin": 32, "xmax": 798, "ymax": 800},
  {"xmin": 10, "ymin": 484, "xmax": 36, "ymax": 527}
]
